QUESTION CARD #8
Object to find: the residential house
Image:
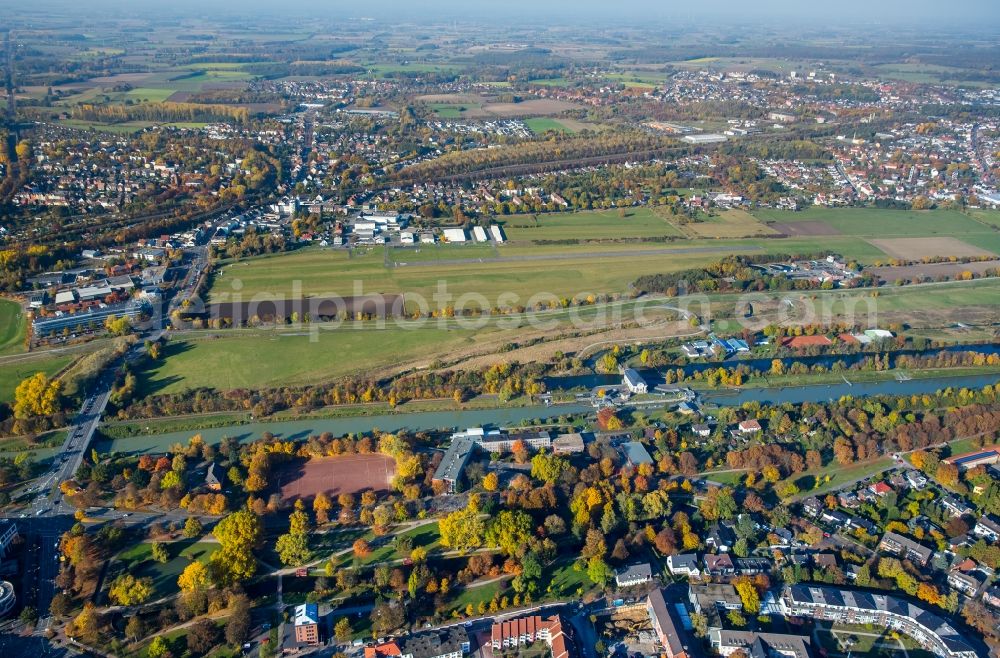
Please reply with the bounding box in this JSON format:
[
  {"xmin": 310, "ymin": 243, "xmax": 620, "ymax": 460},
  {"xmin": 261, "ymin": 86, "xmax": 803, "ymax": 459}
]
[
  {"xmin": 838, "ymin": 492, "xmax": 860, "ymax": 508},
  {"xmin": 780, "ymin": 585, "xmax": 976, "ymax": 658},
  {"xmin": 947, "ymin": 570, "xmax": 982, "ymax": 596},
  {"xmin": 868, "ymin": 482, "xmax": 893, "ymax": 498},
  {"xmin": 801, "ymin": 497, "xmax": 823, "ymax": 519},
  {"xmin": 616, "ymin": 563, "xmax": 653, "ymax": 588},
  {"xmin": 667, "ymin": 554, "xmax": 701, "ymax": 578},
  {"xmin": 905, "ymin": 471, "xmax": 928, "ymax": 489},
  {"xmin": 691, "ymin": 423, "xmax": 712, "ymax": 438},
  {"xmin": 706, "ymin": 523, "xmax": 735, "ymax": 553},
  {"xmin": 813, "ymin": 554, "xmax": 838, "ymax": 571},
  {"xmin": 983, "ymin": 585, "xmax": 1000, "ymax": 611},
  {"xmin": 491, "ymin": 615, "xmax": 572, "ymax": 658},
  {"xmin": 735, "ymin": 558, "xmax": 773, "ymax": 575},
  {"xmin": 737, "ymin": 419, "xmax": 761, "ymax": 434},
  {"xmin": 704, "ymin": 554, "xmax": 736, "ymax": 577},
  {"xmin": 401, "ymin": 627, "xmax": 470, "ymax": 658},
  {"xmin": 972, "ymin": 515, "xmax": 1000, "ymax": 542},
  {"xmin": 879, "ymin": 532, "xmax": 933, "ymax": 566},
  {"xmin": 690, "ymin": 583, "xmax": 743, "ymax": 632},
  {"xmin": 941, "ymin": 496, "xmax": 975, "ymax": 519},
  {"xmin": 820, "ymin": 510, "xmax": 849, "ymax": 527},
  {"xmin": 205, "ymin": 463, "xmax": 224, "ymax": 491}
]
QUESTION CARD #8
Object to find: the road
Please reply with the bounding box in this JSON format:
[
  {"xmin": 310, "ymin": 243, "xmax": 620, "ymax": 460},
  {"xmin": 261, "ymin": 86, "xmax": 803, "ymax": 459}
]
[{"xmin": 7, "ymin": 240, "xmax": 215, "ymax": 625}]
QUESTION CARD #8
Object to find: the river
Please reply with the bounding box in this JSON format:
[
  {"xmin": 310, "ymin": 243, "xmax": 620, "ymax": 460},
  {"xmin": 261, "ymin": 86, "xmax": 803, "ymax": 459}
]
[{"xmin": 96, "ymin": 372, "xmax": 1000, "ymax": 455}]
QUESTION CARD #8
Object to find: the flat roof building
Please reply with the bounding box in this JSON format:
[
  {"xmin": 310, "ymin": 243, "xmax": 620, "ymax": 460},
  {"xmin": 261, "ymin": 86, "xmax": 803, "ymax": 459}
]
[{"xmin": 682, "ymin": 133, "xmax": 728, "ymax": 144}]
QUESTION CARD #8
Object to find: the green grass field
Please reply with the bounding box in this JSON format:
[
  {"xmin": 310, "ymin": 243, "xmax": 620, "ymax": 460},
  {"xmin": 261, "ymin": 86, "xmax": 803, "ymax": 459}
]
[
  {"xmin": 502, "ymin": 208, "xmax": 682, "ymax": 241},
  {"xmin": 138, "ymin": 327, "xmax": 489, "ymax": 395},
  {"xmin": 787, "ymin": 457, "xmax": 895, "ymax": 500},
  {"xmin": 209, "ymin": 241, "xmax": 747, "ymax": 306},
  {"xmin": 524, "ymin": 117, "xmax": 576, "ymax": 134},
  {"xmin": 110, "ymin": 539, "xmax": 219, "ymax": 600},
  {"xmin": 353, "ymin": 523, "xmax": 441, "ymax": 565},
  {"xmin": 0, "ymin": 354, "xmax": 74, "ymax": 404},
  {"xmin": 427, "ymin": 103, "xmax": 478, "ymax": 118},
  {"xmin": 0, "ymin": 299, "xmax": 26, "ymax": 356}
]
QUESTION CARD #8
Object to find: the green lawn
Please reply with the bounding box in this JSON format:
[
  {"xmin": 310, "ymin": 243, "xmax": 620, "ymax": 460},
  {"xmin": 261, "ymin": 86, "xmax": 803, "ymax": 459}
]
[
  {"xmin": 349, "ymin": 523, "xmax": 441, "ymax": 566},
  {"xmin": 0, "ymin": 353, "xmax": 74, "ymax": 404},
  {"xmin": 786, "ymin": 457, "xmax": 895, "ymax": 500},
  {"xmin": 502, "ymin": 208, "xmax": 683, "ymax": 241},
  {"xmin": 446, "ymin": 580, "xmax": 509, "ymax": 616},
  {"xmin": 0, "ymin": 299, "xmax": 26, "ymax": 356},
  {"xmin": 524, "ymin": 117, "xmax": 575, "ymax": 134},
  {"xmin": 541, "ymin": 556, "xmax": 596, "ymax": 599},
  {"xmin": 427, "ymin": 103, "xmax": 475, "ymax": 118},
  {"xmin": 702, "ymin": 470, "xmax": 746, "ymax": 486},
  {"xmin": 208, "ymin": 240, "xmax": 732, "ymax": 305},
  {"xmin": 138, "ymin": 327, "xmax": 487, "ymax": 395},
  {"xmin": 110, "ymin": 539, "xmax": 219, "ymax": 600}
]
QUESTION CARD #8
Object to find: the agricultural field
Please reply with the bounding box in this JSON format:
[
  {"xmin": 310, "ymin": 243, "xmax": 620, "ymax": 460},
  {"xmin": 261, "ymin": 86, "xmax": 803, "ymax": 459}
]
[
  {"xmin": 418, "ymin": 93, "xmax": 579, "ymax": 119},
  {"xmin": 754, "ymin": 207, "xmax": 995, "ymax": 238},
  {"xmin": 797, "ymin": 278, "xmax": 1000, "ymax": 326},
  {"xmin": 868, "ymin": 237, "xmax": 995, "ymax": 260},
  {"xmin": 54, "ymin": 64, "xmax": 257, "ymax": 108}
]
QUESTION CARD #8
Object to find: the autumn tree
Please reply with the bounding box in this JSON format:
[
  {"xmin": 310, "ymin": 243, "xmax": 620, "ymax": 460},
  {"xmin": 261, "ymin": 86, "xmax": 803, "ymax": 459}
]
[
  {"xmin": 485, "ymin": 510, "xmax": 533, "ymax": 557},
  {"xmin": 313, "ymin": 492, "xmax": 332, "ymax": 525},
  {"xmin": 439, "ymin": 496, "xmax": 485, "ymax": 552},
  {"xmin": 13, "ymin": 372, "xmax": 62, "ymax": 418},
  {"xmin": 277, "ymin": 500, "xmax": 312, "ymax": 566},
  {"xmin": 482, "ymin": 471, "xmax": 499, "ymax": 492},
  {"xmin": 211, "ymin": 508, "xmax": 263, "ymax": 584},
  {"xmin": 178, "ymin": 561, "xmax": 213, "ymax": 593},
  {"xmin": 151, "ymin": 541, "xmax": 169, "ymax": 563},
  {"xmin": 225, "ymin": 595, "xmax": 252, "ymax": 647},
  {"xmin": 335, "ymin": 617, "xmax": 352, "ymax": 644},
  {"xmin": 108, "ymin": 574, "xmax": 153, "ymax": 606},
  {"xmin": 733, "ymin": 578, "xmax": 761, "ymax": 614},
  {"xmin": 183, "ymin": 516, "xmax": 203, "ymax": 538},
  {"xmin": 188, "ymin": 618, "xmax": 221, "ymax": 655}
]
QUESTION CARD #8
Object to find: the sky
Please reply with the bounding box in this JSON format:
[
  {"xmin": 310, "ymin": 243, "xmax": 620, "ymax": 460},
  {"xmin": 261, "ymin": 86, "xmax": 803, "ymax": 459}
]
[{"xmin": 6, "ymin": 0, "xmax": 1000, "ymax": 28}]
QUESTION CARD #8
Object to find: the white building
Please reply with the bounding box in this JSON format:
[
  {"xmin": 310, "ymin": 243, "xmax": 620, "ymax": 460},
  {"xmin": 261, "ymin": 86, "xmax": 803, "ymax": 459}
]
[{"xmin": 442, "ymin": 228, "xmax": 467, "ymax": 243}]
